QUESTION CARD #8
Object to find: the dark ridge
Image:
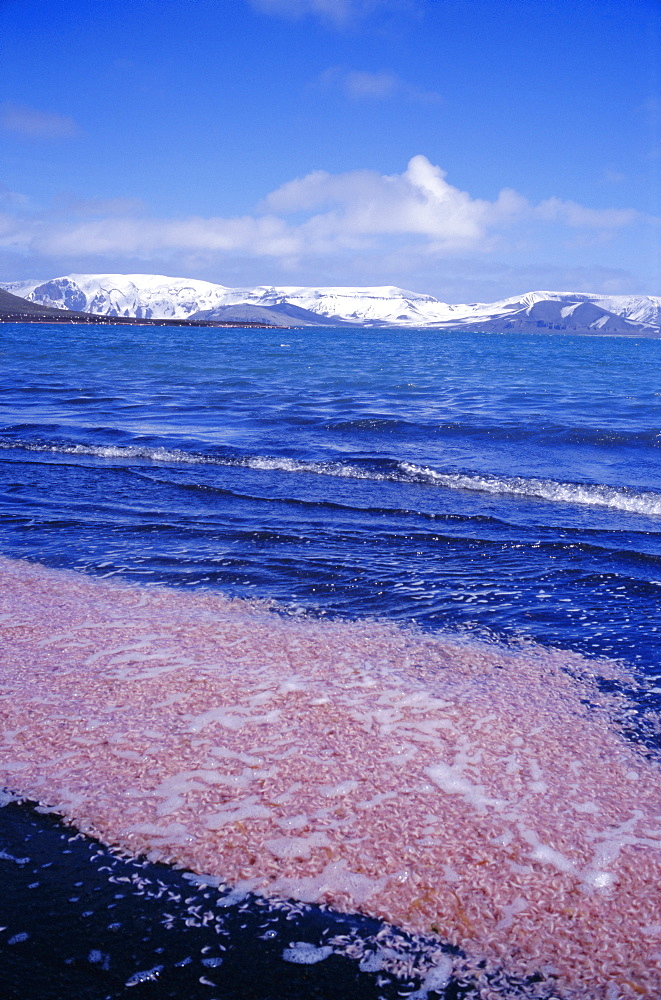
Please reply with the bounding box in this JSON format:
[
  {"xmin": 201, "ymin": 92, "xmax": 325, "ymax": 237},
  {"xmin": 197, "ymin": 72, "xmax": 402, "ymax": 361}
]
[
  {"xmin": 0, "ymin": 288, "xmax": 277, "ymax": 328},
  {"xmin": 189, "ymin": 301, "xmax": 355, "ymax": 327}
]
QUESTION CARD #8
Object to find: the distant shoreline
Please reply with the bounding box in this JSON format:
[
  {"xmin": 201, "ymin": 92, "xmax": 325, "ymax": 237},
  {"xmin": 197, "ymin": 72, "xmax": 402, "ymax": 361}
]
[
  {"xmin": 0, "ymin": 311, "xmax": 278, "ymax": 328},
  {"xmin": 0, "ymin": 286, "xmax": 277, "ymax": 328},
  {"xmin": 3, "ymin": 313, "xmax": 661, "ymax": 338}
]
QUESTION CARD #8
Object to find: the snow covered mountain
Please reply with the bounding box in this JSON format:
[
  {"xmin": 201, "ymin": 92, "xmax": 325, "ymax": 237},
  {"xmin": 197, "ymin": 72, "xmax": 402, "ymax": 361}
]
[{"xmin": 2, "ymin": 273, "xmax": 660, "ymax": 335}]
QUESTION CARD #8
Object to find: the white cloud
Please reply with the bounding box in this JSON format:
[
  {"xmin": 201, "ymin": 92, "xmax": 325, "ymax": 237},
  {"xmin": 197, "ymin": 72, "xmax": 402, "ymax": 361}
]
[
  {"xmin": 0, "ymin": 102, "xmax": 80, "ymax": 140},
  {"xmin": 0, "ymin": 156, "xmax": 652, "ymax": 285},
  {"xmin": 534, "ymin": 197, "xmax": 637, "ymax": 229},
  {"xmin": 0, "ymin": 211, "xmax": 33, "ymax": 249},
  {"xmin": 263, "ymin": 155, "xmax": 527, "ymax": 251},
  {"xmin": 343, "ymin": 69, "xmax": 400, "ymax": 98},
  {"xmin": 35, "ymin": 214, "xmax": 301, "ymax": 259},
  {"xmin": 0, "ymin": 183, "xmax": 30, "ymax": 208},
  {"xmin": 318, "ymin": 67, "xmax": 442, "ymax": 103}
]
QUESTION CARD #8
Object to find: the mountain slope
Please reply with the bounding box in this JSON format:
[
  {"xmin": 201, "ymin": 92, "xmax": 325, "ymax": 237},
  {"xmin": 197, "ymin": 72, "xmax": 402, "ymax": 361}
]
[
  {"xmin": 188, "ymin": 301, "xmax": 354, "ymax": 327},
  {"xmin": 0, "ymin": 286, "xmax": 81, "ymax": 319},
  {"xmin": 2, "ymin": 274, "xmax": 660, "ymax": 335},
  {"xmin": 0, "ymin": 284, "xmax": 272, "ymax": 327}
]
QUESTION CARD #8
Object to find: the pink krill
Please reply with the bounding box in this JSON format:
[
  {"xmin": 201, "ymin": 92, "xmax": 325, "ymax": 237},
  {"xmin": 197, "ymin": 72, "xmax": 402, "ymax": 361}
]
[{"xmin": 1, "ymin": 555, "xmax": 661, "ymax": 998}]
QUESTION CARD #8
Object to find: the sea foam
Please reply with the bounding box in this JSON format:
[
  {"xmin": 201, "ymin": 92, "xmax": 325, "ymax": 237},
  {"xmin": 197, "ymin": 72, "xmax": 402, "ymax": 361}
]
[{"xmin": 3, "ymin": 437, "xmax": 660, "ymax": 517}]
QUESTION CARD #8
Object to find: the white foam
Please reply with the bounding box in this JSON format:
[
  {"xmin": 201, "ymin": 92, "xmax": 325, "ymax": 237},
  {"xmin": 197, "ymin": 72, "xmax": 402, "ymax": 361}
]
[
  {"xmin": 270, "ymin": 860, "xmax": 387, "ymax": 905},
  {"xmin": 181, "ymin": 871, "xmax": 223, "ymax": 888},
  {"xmin": 265, "ymin": 833, "xmax": 330, "ymax": 860},
  {"xmin": 399, "ymin": 462, "xmax": 661, "ymax": 517},
  {"xmin": 0, "ymin": 848, "xmax": 29, "ymax": 865},
  {"xmin": 282, "ymin": 942, "xmax": 333, "ymax": 965},
  {"xmin": 204, "ymin": 799, "xmax": 273, "ymax": 829},
  {"xmin": 406, "ymin": 957, "xmax": 454, "ymax": 999},
  {"xmin": 125, "ymin": 966, "xmax": 163, "ymax": 987},
  {"xmin": 426, "ymin": 762, "xmax": 504, "ymax": 814},
  {"xmin": 5, "ymin": 434, "xmax": 660, "ymax": 516},
  {"xmin": 319, "ymin": 780, "xmax": 359, "ymax": 798}
]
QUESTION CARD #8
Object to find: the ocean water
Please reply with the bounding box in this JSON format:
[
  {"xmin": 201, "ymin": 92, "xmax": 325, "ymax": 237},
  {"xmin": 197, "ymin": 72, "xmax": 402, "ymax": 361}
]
[
  {"xmin": 2, "ymin": 324, "xmax": 661, "ymax": 675},
  {"xmin": 2, "ymin": 321, "xmax": 661, "ymax": 998}
]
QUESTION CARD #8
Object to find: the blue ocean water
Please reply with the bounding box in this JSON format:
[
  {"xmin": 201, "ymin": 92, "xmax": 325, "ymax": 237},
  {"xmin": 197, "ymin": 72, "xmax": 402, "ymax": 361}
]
[
  {"xmin": 2, "ymin": 321, "xmax": 661, "ymax": 998},
  {"xmin": 2, "ymin": 323, "xmax": 660, "ymax": 680}
]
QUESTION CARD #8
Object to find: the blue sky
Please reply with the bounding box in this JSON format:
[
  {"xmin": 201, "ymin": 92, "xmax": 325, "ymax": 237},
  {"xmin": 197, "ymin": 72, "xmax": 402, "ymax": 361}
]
[{"xmin": 1, "ymin": 0, "xmax": 659, "ymax": 301}]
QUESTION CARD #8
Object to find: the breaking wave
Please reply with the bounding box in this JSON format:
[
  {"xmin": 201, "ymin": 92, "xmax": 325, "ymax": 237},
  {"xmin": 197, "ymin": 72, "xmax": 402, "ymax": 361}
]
[
  {"xmin": 397, "ymin": 463, "xmax": 661, "ymax": 517},
  {"xmin": 2, "ymin": 437, "xmax": 661, "ymax": 518}
]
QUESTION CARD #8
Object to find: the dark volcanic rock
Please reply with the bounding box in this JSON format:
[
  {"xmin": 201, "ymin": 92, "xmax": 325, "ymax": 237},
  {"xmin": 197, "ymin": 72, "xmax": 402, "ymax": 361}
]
[
  {"xmin": 0, "ymin": 287, "xmax": 78, "ymax": 319},
  {"xmin": 0, "ymin": 289, "xmax": 271, "ymax": 327}
]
